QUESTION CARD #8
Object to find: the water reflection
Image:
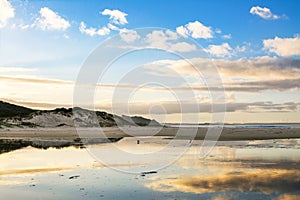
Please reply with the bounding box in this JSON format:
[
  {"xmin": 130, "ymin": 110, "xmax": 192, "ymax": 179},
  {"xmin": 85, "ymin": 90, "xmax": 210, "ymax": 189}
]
[
  {"xmin": 143, "ymin": 139, "xmax": 300, "ymax": 199},
  {"xmin": 273, "ymin": 194, "xmax": 300, "ymax": 200},
  {"xmin": 0, "ymin": 139, "xmax": 33, "ymax": 154},
  {"xmin": 145, "ymin": 169, "xmax": 300, "ymax": 194},
  {"xmin": 0, "ymin": 138, "xmax": 299, "ymax": 200},
  {"xmin": 0, "ymin": 167, "xmax": 74, "ymax": 176},
  {"xmin": 0, "ymin": 137, "xmax": 122, "ymax": 154}
]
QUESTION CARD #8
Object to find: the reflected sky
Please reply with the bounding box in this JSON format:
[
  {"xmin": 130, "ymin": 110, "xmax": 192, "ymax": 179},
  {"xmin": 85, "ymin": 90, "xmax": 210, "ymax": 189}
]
[
  {"xmin": 145, "ymin": 169, "xmax": 300, "ymax": 194},
  {"xmin": 0, "ymin": 138, "xmax": 300, "ymax": 199}
]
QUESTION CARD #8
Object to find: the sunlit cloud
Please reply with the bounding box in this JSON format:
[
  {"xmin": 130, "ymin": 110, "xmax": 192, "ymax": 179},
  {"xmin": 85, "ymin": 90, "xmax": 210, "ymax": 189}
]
[
  {"xmin": 146, "ymin": 56, "xmax": 300, "ymax": 82},
  {"xmin": 0, "ymin": 76, "xmax": 75, "ymax": 109},
  {"xmin": 0, "ymin": 75, "xmax": 73, "ymax": 85},
  {"xmin": 1, "ymin": 71, "xmax": 300, "ymax": 112},
  {"xmin": 0, "ymin": 0, "xmax": 14, "ymax": 28},
  {"xmin": 263, "ymin": 36, "xmax": 300, "ymax": 56},
  {"xmin": 101, "ymin": 100, "xmax": 300, "ymax": 115},
  {"xmin": 205, "ymin": 43, "xmax": 233, "ymax": 57},
  {"xmin": 0, "ymin": 98, "xmax": 71, "ymax": 109},
  {"xmin": 225, "ymin": 79, "xmax": 300, "ymax": 92},
  {"xmin": 119, "ymin": 29, "xmax": 140, "ymax": 43}
]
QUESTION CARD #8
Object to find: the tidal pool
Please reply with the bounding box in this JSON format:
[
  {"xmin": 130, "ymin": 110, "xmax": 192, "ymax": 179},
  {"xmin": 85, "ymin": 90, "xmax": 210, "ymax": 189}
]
[{"xmin": 0, "ymin": 137, "xmax": 299, "ymax": 200}]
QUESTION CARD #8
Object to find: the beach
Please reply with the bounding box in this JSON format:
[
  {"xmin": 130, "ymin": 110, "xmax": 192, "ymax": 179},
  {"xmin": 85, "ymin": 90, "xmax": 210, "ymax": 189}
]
[{"xmin": 1, "ymin": 126, "xmax": 300, "ymax": 141}]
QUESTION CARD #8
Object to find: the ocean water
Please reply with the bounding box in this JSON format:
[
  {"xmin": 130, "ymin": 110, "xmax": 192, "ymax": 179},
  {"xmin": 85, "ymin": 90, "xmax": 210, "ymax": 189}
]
[
  {"xmin": 167, "ymin": 123, "xmax": 300, "ymax": 128},
  {"xmin": 0, "ymin": 137, "xmax": 300, "ymax": 200}
]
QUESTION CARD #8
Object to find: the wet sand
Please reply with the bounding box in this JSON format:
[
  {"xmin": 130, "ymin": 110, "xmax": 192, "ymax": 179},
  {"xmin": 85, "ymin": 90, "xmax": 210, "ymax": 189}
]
[{"xmin": 0, "ymin": 126, "xmax": 299, "ymax": 141}]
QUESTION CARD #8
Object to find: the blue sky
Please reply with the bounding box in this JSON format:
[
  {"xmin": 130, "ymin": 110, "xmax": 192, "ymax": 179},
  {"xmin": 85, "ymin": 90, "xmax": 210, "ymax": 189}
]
[{"xmin": 0, "ymin": 0, "xmax": 299, "ymax": 123}]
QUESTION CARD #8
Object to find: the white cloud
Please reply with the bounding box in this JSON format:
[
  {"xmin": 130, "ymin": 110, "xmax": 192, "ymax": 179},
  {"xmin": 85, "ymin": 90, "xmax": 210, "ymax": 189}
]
[
  {"xmin": 80, "ymin": 8, "xmax": 128, "ymax": 37},
  {"xmin": 186, "ymin": 21, "xmax": 213, "ymax": 39},
  {"xmin": 101, "ymin": 9, "xmax": 128, "ymax": 25},
  {"xmin": 176, "ymin": 26, "xmax": 188, "ymax": 38},
  {"xmin": 19, "ymin": 24, "xmax": 30, "ymax": 30},
  {"xmin": 235, "ymin": 45, "xmax": 247, "ymax": 53},
  {"xmin": 35, "ymin": 7, "xmax": 70, "ymax": 31},
  {"xmin": 145, "ymin": 30, "xmax": 177, "ymax": 49},
  {"xmin": 165, "ymin": 29, "xmax": 179, "ymax": 40},
  {"xmin": 120, "ymin": 29, "xmax": 140, "ymax": 43},
  {"xmin": 79, "ymin": 22, "xmax": 110, "ymax": 36},
  {"xmin": 0, "ymin": 0, "xmax": 14, "ymax": 28},
  {"xmin": 107, "ymin": 23, "xmax": 120, "ymax": 31},
  {"xmin": 222, "ymin": 34, "xmax": 232, "ymax": 39},
  {"xmin": 205, "ymin": 43, "xmax": 233, "ymax": 57},
  {"xmin": 169, "ymin": 42, "xmax": 196, "ymax": 52},
  {"xmin": 250, "ymin": 6, "xmax": 280, "ymax": 20},
  {"xmin": 215, "ymin": 29, "xmax": 222, "ymax": 34},
  {"xmin": 144, "ymin": 30, "xmax": 196, "ymax": 52},
  {"xmin": 263, "ymin": 36, "xmax": 300, "ymax": 56},
  {"xmin": 176, "ymin": 21, "xmax": 213, "ymax": 39},
  {"xmin": 63, "ymin": 34, "xmax": 69, "ymax": 39}
]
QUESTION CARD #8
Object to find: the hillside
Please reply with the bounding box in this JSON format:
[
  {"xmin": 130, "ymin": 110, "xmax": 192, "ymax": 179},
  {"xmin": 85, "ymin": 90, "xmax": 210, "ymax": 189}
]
[
  {"xmin": 0, "ymin": 101, "xmax": 35, "ymax": 118},
  {"xmin": 121, "ymin": 115, "xmax": 161, "ymax": 126},
  {"xmin": 0, "ymin": 101, "xmax": 161, "ymax": 128}
]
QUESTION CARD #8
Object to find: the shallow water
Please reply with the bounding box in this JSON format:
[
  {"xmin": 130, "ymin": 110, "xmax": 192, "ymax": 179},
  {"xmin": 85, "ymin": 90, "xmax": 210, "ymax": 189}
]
[{"xmin": 0, "ymin": 137, "xmax": 300, "ymax": 200}]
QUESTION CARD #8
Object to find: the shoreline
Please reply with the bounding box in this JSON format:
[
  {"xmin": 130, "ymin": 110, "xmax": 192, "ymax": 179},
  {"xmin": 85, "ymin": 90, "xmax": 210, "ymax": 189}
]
[{"xmin": 0, "ymin": 126, "xmax": 300, "ymax": 141}]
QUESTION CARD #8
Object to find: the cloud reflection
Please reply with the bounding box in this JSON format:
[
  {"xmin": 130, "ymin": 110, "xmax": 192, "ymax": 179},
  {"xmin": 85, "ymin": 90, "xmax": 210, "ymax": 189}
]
[
  {"xmin": 0, "ymin": 167, "xmax": 74, "ymax": 176},
  {"xmin": 273, "ymin": 194, "xmax": 300, "ymax": 200},
  {"xmin": 145, "ymin": 169, "xmax": 300, "ymax": 194}
]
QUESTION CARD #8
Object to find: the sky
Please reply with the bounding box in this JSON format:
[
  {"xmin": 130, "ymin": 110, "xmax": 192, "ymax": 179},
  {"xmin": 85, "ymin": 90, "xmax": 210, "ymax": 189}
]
[{"xmin": 0, "ymin": 0, "xmax": 300, "ymax": 123}]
